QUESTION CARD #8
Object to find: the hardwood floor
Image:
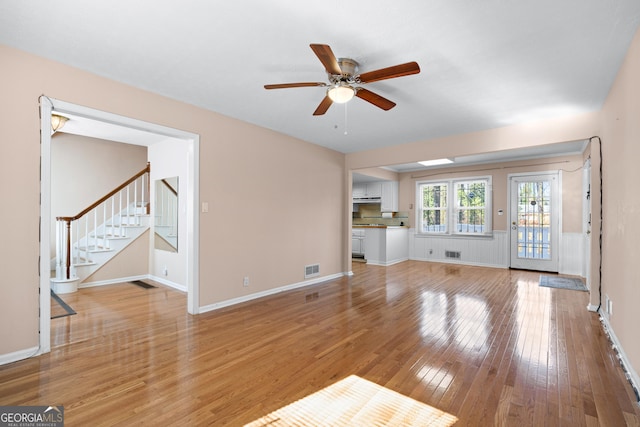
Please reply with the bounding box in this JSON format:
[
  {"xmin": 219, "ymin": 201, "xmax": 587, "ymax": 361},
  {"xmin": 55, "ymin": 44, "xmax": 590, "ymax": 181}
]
[{"xmin": 1, "ymin": 262, "xmax": 639, "ymax": 426}]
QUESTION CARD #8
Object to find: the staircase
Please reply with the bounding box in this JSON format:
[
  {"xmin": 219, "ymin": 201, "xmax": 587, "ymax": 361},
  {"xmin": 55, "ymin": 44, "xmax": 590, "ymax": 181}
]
[
  {"xmin": 69, "ymin": 203, "xmax": 150, "ymax": 282},
  {"xmin": 52, "ymin": 164, "xmax": 151, "ymax": 292}
]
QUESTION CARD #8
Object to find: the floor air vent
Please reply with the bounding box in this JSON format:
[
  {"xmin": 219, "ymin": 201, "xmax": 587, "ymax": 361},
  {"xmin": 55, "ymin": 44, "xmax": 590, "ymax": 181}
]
[
  {"xmin": 445, "ymin": 250, "xmax": 461, "ymax": 259},
  {"xmin": 305, "ymin": 264, "xmax": 320, "ymax": 279}
]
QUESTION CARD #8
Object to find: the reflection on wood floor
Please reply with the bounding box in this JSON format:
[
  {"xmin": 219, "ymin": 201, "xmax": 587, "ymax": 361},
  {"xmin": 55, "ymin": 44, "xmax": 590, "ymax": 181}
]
[{"xmin": 1, "ymin": 262, "xmax": 639, "ymax": 426}]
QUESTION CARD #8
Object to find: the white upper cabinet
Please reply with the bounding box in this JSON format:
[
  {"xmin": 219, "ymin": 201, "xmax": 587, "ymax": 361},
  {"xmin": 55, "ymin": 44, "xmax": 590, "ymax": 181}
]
[
  {"xmin": 364, "ymin": 182, "xmax": 382, "ymax": 198},
  {"xmin": 353, "ymin": 182, "xmax": 382, "ymax": 198},
  {"xmin": 352, "ymin": 183, "xmax": 366, "ymax": 198},
  {"xmin": 352, "ymin": 180, "xmax": 398, "ymax": 212},
  {"xmin": 380, "ymin": 181, "xmax": 398, "ymax": 212}
]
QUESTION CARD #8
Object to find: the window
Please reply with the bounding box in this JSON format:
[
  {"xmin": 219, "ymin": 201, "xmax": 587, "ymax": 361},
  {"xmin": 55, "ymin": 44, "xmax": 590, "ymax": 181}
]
[
  {"xmin": 419, "ymin": 182, "xmax": 448, "ymax": 233},
  {"xmin": 417, "ymin": 177, "xmax": 491, "ymax": 236}
]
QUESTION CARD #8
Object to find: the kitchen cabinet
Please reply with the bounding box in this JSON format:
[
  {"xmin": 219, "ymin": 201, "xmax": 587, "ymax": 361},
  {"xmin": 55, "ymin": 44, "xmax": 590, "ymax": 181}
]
[
  {"xmin": 352, "ymin": 183, "xmax": 366, "ymax": 199},
  {"xmin": 352, "ymin": 182, "xmax": 382, "ymax": 198},
  {"xmin": 352, "ymin": 228, "xmax": 365, "ymax": 255},
  {"xmin": 364, "ymin": 182, "xmax": 382, "ymax": 198},
  {"xmin": 352, "ymin": 237, "xmax": 363, "ymax": 255},
  {"xmin": 363, "ymin": 227, "xmax": 408, "ymax": 266},
  {"xmin": 380, "ymin": 181, "xmax": 398, "ymax": 212}
]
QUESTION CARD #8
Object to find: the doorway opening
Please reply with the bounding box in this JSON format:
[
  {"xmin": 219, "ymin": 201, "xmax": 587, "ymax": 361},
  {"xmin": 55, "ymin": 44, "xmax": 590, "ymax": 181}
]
[
  {"xmin": 39, "ymin": 97, "xmax": 200, "ymax": 354},
  {"xmin": 508, "ymin": 171, "xmax": 560, "ymax": 272}
]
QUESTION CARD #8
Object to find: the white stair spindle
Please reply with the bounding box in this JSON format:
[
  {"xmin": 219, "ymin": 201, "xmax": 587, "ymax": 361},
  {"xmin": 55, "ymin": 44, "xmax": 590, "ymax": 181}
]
[
  {"xmin": 127, "ymin": 185, "xmax": 130, "ymax": 219},
  {"xmin": 85, "ymin": 215, "xmax": 90, "ymax": 263},
  {"xmin": 93, "ymin": 210, "xmax": 97, "ymax": 251},
  {"xmin": 111, "ymin": 195, "xmax": 115, "ymax": 237},
  {"xmin": 141, "ymin": 173, "xmax": 146, "ymax": 214},
  {"xmin": 102, "ymin": 203, "xmax": 106, "ymax": 249},
  {"xmin": 134, "ymin": 179, "xmax": 138, "ymax": 225}
]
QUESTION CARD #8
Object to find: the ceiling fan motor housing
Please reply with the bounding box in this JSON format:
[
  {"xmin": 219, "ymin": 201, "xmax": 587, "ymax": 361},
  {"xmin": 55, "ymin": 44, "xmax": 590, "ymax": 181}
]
[{"xmin": 334, "ymin": 58, "xmax": 359, "ymax": 80}]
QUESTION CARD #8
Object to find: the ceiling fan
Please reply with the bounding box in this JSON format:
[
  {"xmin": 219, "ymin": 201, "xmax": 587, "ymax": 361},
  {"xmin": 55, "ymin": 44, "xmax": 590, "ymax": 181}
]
[{"xmin": 264, "ymin": 44, "xmax": 420, "ymax": 116}]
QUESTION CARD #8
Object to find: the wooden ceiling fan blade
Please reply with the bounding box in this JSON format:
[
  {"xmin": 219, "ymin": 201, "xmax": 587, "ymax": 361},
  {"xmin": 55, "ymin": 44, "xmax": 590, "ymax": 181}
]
[
  {"xmin": 264, "ymin": 82, "xmax": 327, "ymax": 90},
  {"xmin": 313, "ymin": 96, "xmax": 333, "ymax": 116},
  {"xmin": 355, "ymin": 88, "xmax": 396, "ymax": 111},
  {"xmin": 310, "ymin": 44, "xmax": 342, "ymax": 75},
  {"xmin": 358, "ymin": 61, "xmax": 420, "ymax": 84}
]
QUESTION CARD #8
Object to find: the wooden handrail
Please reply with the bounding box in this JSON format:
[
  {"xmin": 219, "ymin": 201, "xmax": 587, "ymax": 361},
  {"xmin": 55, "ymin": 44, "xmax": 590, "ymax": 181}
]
[{"xmin": 57, "ymin": 163, "xmax": 150, "ymax": 222}]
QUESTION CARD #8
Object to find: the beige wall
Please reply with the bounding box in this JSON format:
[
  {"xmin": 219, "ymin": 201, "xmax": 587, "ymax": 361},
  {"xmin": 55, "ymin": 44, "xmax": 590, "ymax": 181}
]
[
  {"xmin": 346, "ymin": 114, "xmax": 599, "ymax": 171},
  {"xmin": 0, "ymin": 45, "xmax": 345, "ymax": 356},
  {"xmin": 598, "ymin": 27, "xmax": 640, "ymax": 378},
  {"xmin": 398, "ymin": 154, "xmax": 584, "ymax": 232},
  {"xmin": 353, "ymin": 167, "xmax": 399, "ymax": 182},
  {"xmin": 84, "ymin": 231, "xmax": 150, "ymax": 283}
]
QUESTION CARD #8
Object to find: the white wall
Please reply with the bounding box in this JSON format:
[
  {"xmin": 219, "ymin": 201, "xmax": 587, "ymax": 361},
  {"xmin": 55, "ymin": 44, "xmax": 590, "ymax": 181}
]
[{"xmin": 148, "ymin": 138, "xmax": 190, "ymax": 290}]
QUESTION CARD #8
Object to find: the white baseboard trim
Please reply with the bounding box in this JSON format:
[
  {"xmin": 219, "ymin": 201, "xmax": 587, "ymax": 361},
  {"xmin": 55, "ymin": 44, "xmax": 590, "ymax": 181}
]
[
  {"xmin": 79, "ymin": 274, "xmax": 186, "ymax": 292},
  {"xmin": 0, "ymin": 346, "xmax": 40, "ymax": 366},
  {"xmin": 366, "ymin": 258, "xmax": 409, "ymax": 267},
  {"xmin": 410, "ymin": 257, "xmax": 509, "ymax": 270},
  {"xmin": 79, "ymin": 274, "xmax": 150, "ymax": 289},
  {"xmin": 599, "ymin": 311, "xmax": 640, "ymax": 404},
  {"xmin": 148, "ymin": 275, "xmax": 187, "ymax": 292},
  {"xmin": 587, "ymin": 304, "xmax": 599, "ymax": 312},
  {"xmin": 199, "ymin": 272, "xmax": 346, "ymax": 314}
]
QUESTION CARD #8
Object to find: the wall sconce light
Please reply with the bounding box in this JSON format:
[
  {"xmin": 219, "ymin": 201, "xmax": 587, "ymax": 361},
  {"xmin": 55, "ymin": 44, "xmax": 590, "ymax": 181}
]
[{"xmin": 51, "ymin": 114, "xmax": 69, "ymax": 133}]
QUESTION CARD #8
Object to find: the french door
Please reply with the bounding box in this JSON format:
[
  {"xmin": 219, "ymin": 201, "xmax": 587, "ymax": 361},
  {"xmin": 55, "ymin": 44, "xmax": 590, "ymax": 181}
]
[{"xmin": 509, "ymin": 172, "xmax": 559, "ymax": 272}]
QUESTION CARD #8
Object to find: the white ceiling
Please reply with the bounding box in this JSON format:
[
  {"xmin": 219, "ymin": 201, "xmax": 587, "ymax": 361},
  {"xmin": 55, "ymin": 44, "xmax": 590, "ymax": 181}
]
[
  {"xmin": 2, "ymin": 1, "xmax": 639, "ymax": 162},
  {"xmin": 53, "ymin": 112, "xmax": 182, "ymax": 146}
]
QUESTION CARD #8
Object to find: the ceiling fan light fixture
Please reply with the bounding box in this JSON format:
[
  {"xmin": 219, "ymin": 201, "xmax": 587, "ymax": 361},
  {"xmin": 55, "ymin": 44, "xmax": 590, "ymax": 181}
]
[{"xmin": 327, "ymin": 85, "xmax": 355, "ymax": 104}]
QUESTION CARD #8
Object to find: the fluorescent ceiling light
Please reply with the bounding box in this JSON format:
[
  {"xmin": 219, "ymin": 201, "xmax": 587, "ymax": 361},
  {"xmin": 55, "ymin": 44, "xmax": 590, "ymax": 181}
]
[{"xmin": 418, "ymin": 158, "xmax": 454, "ymax": 167}]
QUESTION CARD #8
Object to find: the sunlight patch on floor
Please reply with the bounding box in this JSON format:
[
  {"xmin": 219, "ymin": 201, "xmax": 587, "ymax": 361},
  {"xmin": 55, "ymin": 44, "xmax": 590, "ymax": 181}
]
[{"xmin": 245, "ymin": 375, "xmax": 458, "ymax": 426}]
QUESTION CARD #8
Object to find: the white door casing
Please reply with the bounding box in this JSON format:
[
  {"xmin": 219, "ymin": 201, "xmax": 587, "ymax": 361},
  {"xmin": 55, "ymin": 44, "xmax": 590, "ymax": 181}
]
[
  {"xmin": 40, "ymin": 97, "xmax": 200, "ymax": 355},
  {"xmin": 509, "ymin": 172, "xmax": 560, "ymax": 272}
]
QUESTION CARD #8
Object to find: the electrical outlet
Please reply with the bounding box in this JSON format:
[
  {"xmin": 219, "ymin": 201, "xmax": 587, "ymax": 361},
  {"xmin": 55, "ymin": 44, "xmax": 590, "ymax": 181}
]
[
  {"xmin": 243, "ymin": 276, "xmax": 249, "ymax": 287},
  {"xmin": 163, "ymin": 266, "xmax": 168, "ymax": 276}
]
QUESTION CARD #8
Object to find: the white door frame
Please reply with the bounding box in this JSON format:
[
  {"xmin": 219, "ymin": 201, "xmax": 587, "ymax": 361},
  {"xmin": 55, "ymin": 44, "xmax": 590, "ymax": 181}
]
[
  {"xmin": 582, "ymin": 159, "xmax": 592, "ymax": 287},
  {"xmin": 508, "ymin": 171, "xmax": 561, "ymax": 272},
  {"xmin": 39, "ymin": 97, "xmax": 200, "ymax": 354}
]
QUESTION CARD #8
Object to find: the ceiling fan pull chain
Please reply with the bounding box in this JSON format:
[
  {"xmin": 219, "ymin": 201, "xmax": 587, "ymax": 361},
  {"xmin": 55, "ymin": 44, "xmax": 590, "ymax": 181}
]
[{"xmin": 344, "ymin": 102, "xmax": 348, "ymax": 135}]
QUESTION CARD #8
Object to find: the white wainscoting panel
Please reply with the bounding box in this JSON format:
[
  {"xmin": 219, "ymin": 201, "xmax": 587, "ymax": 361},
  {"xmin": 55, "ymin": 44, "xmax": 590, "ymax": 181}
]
[
  {"xmin": 410, "ymin": 230, "xmax": 586, "ymax": 276},
  {"xmin": 559, "ymin": 232, "xmax": 584, "ymax": 276},
  {"xmin": 409, "ymin": 230, "xmax": 508, "ymax": 268}
]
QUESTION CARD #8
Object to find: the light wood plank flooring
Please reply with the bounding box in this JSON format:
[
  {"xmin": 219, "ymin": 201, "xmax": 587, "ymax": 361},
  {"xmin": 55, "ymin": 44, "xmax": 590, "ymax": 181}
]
[{"xmin": 1, "ymin": 262, "xmax": 639, "ymax": 426}]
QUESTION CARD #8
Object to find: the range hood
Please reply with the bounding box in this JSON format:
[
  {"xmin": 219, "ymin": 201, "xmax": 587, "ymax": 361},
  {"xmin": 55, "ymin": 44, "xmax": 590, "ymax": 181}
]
[{"xmin": 352, "ymin": 197, "xmax": 381, "ymax": 203}]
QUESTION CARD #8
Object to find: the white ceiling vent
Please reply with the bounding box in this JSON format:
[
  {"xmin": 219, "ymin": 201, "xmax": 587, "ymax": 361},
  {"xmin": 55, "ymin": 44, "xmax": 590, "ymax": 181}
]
[{"xmin": 305, "ymin": 264, "xmax": 320, "ymax": 279}]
